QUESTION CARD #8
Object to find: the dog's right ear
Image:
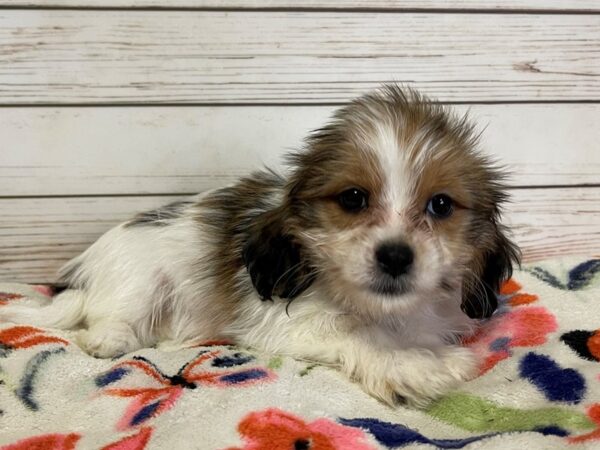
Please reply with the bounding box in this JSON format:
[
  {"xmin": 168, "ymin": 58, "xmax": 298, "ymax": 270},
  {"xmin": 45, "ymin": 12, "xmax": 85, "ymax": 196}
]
[
  {"xmin": 242, "ymin": 209, "xmax": 315, "ymax": 301},
  {"xmin": 461, "ymin": 224, "xmax": 521, "ymax": 319}
]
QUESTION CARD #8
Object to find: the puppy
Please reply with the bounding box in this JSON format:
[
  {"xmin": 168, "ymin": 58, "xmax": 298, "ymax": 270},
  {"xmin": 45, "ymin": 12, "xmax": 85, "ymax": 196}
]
[{"xmin": 0, "ymin": 86, "xmax": 519, "ymax": 407}]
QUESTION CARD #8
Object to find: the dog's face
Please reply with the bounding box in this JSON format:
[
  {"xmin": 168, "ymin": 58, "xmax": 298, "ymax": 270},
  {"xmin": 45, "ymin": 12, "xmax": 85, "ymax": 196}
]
[{"xmin": 244, "ymin": 86, "xmax": 520, "ymax": 320}]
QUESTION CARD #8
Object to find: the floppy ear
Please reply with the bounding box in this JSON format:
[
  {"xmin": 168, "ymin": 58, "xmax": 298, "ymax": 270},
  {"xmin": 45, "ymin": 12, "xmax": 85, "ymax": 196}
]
[
  {"xmin": 461, "ymin": 225, "xmax": 521, "ymax": 319},
  {"xmin": 242, "ymin": 209, "xmax": 315, "ymax": 301}
]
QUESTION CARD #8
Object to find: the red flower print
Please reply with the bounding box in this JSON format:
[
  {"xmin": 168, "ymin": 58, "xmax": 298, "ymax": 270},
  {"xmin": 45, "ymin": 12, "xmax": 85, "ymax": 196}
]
[
  {"xmin": 95, "ymin": 348, "xmax": 274, "ymax": 430},
  {"xmin": 101, "ymin": 427, "xmax": 153, "ymax": 450},
  {"xmin": 463, "ymin": 278, "xmax": 556, "ymax": 375},
  {"xmin": 226, "ymin": 408, "xmax": 375, "ymax": 450},
  {"xmin": 0, "ymin": 326, "xmax": 69, "ymax": 354},
  {"xmin": 31, "ymin": 285, "xmax": 54, "ymax": 297},
  {"xmin": 0, "ymin": 326, "xmax": 69, "ymax": 410},
  {"xmin": 500, "ymin": 279, "xmax": 539, "ymax": 307},
  {"xmin": 0, "ymin": 433, "xmax": 80, "ymax": 450},
  {"xmin": 0, "ymin": 292, "xmax": 23, "ymax": 306},
  {"xmin": 463, "ymin": 278, "xmax": 558, "ymax": 375},
  {"xmin": 465, "ymin": 306, "xmax": 557, "ymax": 375}
]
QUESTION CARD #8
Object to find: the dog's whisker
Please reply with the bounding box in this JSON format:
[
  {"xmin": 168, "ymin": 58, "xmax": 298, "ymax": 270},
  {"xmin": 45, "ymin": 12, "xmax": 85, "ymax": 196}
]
[{"xmin": 270, "ymin": 261, "xmax": 304, "ymax": 296}]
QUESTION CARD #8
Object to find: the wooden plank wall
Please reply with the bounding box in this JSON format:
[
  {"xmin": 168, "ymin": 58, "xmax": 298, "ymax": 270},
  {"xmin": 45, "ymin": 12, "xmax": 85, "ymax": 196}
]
[{"xmin": 0, "ymin": 1, "xmax": 599, "ymax": 283}]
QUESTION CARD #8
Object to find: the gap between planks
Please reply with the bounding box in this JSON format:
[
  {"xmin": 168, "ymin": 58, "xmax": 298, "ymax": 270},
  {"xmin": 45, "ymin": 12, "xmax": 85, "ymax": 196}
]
[
  {"xmin": 1, "ymin": 101, "xmax": 600, "ymax": 108},
  {"xmin": 0, "ymin": 6, "xmax": 599, "ymax": 15},
  {"xmin": 2, "ymin": 185, "xmax": 600, "ymax": 201},
  {"xmin": 1, "ymin": 187, "xmax": 599, "ymax": 271},
  {"xmin": 1, "ymin": 11, "xmax": 598, "ymax": 104}
]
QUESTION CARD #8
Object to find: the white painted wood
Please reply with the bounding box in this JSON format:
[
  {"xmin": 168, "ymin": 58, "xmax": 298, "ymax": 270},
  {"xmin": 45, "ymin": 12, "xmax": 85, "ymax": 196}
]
[
  {"xmin": 4, "ymin": 0, "xmax": 599, "ymax": 11},
  {"xmin": 0, "ymin": 196, "xmax": 181, "ymax": 283},
  {"xmin": 2, "ymin": 104, "xmax": 598, "ymax": 196},
  {"xmin": 0, "ymin": 11, "xmax": 598, "ymax": 104},
  {"xmin": 507, "ymin": 188, "xmax": 600, "ymax": 262},
  {"xmin": 1, "ymin": 188, "xmax": 598, "ymax": 283},
  {"xmin": 0, "ymin": 4, "xmax": 597, "ymax": 285}
]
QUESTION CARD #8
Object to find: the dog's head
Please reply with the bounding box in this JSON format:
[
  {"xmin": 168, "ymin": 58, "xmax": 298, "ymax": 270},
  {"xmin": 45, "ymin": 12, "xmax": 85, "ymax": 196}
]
[{"xmin": 243, "ymin": 86, "xmax": 520, "ymax": 320}]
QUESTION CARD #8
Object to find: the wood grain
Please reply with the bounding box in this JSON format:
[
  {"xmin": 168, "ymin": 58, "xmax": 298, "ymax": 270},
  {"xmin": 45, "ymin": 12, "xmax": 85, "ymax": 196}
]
[
  {"xmin": 507, "ymin": 188, "xmax": 600, "ymax": 262},
  {"xmin": 0, "ymin": 11, "xmax": 598, "ymax": 104},
  {"xmin": 1, "ymin": 188, "xmax": 598, "ymax": 283},
  {"xmin": 4, "ymin": 0, "xmax": 599, "ymax": 11},
  {"xmin": 2, "ymin": 104, "xmax": 599, "ymax": 196}
]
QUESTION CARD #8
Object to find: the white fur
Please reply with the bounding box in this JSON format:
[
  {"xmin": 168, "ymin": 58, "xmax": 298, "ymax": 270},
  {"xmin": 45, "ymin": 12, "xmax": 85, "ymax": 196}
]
[
  {"xmin": 229, "ymin": 279, "xmax": 476, "ymax": 406},
  {"xmin": 0, "ymin": 110, "xmax": 484, "ymax": 407},
  {"xmin": 0, "ymin": 192, "xmax": 477, "ymax": 407}
]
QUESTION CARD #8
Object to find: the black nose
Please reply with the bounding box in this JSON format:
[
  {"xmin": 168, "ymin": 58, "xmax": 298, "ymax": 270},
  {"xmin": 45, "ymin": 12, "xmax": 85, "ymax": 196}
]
[{"xmin": 375, "ymin": 242, "xmax": 414, "ymax": 278}]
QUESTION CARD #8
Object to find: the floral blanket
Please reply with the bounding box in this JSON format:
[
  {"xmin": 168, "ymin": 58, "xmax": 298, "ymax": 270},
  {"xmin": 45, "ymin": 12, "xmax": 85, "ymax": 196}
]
[{"xmin": 0, "ymin": 258, "xmax": 599, "ymax": 449}]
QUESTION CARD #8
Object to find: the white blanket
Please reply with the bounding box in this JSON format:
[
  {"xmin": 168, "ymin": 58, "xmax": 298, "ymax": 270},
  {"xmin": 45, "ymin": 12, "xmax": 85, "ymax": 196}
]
[{"xmin": 1, "ymin": 258, "xmax": 599, "ymax": 449}]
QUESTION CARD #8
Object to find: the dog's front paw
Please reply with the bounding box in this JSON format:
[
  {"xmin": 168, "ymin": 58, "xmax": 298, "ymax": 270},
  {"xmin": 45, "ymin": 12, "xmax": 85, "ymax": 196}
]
[
  {"xmin": 438, "ymin": 345, "xmax": 479, "ymax": 383},
  {"xmin": 77, "ymin": 321, "xmax": 141, "ymax": 358},
  {"xmin": 361, "ymin": 346, "xmax": 478, "ymax": 408}
]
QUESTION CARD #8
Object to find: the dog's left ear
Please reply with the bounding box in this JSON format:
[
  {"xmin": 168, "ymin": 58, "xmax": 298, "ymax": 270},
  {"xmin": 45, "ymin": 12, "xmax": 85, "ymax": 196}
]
[
  {"xmin": 242, "ymin": 208, "xmax": 315, "ymax": 301},
  {"xmin": 461, "ymin": 225, "xmax": 521, "ymax": 319}
]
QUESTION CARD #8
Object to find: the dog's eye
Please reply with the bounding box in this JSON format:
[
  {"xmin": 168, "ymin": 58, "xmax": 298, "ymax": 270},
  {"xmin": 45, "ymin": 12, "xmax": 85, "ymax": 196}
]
[
  {"xmin": 427, "ymin": 194, "xmax": 453, "ymax": 218},
  {"xmin": 338, "ymin": 188, "xmax": 369, "ymax": 212}
]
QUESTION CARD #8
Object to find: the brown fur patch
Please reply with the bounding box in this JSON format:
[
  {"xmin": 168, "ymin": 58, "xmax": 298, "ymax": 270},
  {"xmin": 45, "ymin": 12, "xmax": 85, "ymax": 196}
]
[
  {"xmin": 193, "ymin": 84, "xmax": 520, "ymax": 320},
  {"xmin": 195, "ymin": 171, "xmax": 287, "ymax": 313},
  {"xmin": 285, "ymin": 85, "xmax": 519, "ymax": 317}
]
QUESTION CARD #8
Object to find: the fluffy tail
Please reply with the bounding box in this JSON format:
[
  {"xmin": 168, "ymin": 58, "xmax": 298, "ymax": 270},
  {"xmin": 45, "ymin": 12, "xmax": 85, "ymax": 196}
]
[{"xmin": 0, "ymin": 289, "xmax": 86, "ymax": 330}]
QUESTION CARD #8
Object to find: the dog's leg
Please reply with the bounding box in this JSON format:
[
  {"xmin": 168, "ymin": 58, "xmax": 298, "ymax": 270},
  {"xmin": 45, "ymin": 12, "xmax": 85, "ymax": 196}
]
[
  {"xmin": 235, "ymin": 321, "xmax": 476, "ymax": 407},
  {"xmin": 294, "ymin": 338, "xmax": 476, "ymax": 407},
  {"xmin": 77, "ymin": 319, "xmax": 141, "ymax": 358},
  {"xmin": 231, "ymin": 300, "xmax": 477, "ymax": 407},
  {"xmin": 0, "ymin": 290, "xmax": 142, "ymax": 358},
  {"xmin": 337, "ymin": 343, "xmax": 477, "ymax": 408},
  {"xmin": 0, "ymin": 289, "xmax": 86, "ymax": 329}
]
